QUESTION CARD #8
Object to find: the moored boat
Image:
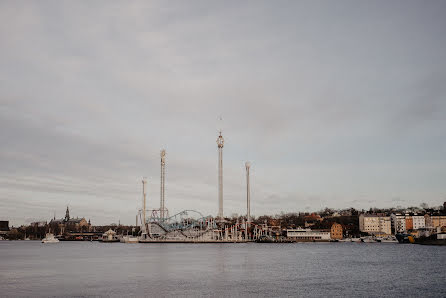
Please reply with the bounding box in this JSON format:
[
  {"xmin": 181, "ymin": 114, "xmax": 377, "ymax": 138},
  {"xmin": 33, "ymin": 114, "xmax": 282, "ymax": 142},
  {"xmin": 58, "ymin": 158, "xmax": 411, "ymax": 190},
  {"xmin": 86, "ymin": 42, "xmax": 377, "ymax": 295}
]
[
  {"xmin": 395, "ymin": 233, "xmax": 414, "ymax": 244},
  {"xmin": 42, "ymin": 233, "xmax": 60, "ymax": 243},
  {"xmin": 120, "ymin": 235, "xmax": 139, "ymax": 243},
  {"xmin": 361, "ymin": 236, "xmax": 377, "ymax": 243},
  {"xmin": 379, "ymin": 236, "xmax": 398, "ymax": 243}
]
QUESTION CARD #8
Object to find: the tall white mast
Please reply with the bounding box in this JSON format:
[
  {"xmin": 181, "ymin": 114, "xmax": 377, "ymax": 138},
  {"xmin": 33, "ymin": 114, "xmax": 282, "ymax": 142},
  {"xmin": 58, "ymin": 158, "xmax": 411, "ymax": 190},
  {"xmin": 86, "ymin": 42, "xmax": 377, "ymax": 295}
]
[
  {"xmin": 160, "ymin": 149, "xmax": 166, "ymax": 221},
  {"xmin": 245, "ymin": 161, "xmax": 251, "ymax": 228},
  {"xmin": 217, "ymin": 131, "xmax": 224, "ymax": 220},
  {"xmin": 142, "ymin": 177, "xmax": 147, "ymax": 234}
]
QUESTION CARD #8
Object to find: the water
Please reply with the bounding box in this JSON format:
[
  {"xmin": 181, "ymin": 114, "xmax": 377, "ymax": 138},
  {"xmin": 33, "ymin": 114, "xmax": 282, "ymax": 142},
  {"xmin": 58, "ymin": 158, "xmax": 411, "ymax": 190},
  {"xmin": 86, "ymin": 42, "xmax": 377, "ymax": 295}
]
[{"xmin": 0, "ymin": 241, "xmax": 444, "ymax": 297}]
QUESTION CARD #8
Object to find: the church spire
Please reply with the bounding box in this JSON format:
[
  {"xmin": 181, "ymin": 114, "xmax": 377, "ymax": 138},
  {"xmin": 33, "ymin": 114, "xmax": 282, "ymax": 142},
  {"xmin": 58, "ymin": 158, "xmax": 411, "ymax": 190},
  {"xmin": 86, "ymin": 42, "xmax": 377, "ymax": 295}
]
[{"xmin": 65, "ymin": 206, "xmax": 70, "ymax": 221}]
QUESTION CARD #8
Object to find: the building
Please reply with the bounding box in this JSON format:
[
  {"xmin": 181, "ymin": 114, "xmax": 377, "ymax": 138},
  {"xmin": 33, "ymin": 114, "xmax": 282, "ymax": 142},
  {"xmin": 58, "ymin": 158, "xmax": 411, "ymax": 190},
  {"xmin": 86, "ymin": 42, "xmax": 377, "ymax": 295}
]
[
  {"xmin": 412, "ymin": 215, "xmax": 425, "ymax": 230},
  {"xmin": 330, "ymin": 223, "xmax": 343, "ymax": 240},
  {"xmin": 391, "ymin": 214, "xmax": 406, "ymax": 234},
  {"xmin": 424, "ymin": 214, "xmax": 433, "ymax": 228},
  {"xmin": 287, "ymin": 228, "xmax": 331, "ymax": 241},
  {"xmin": 0, "ymin": 221, "xmax": 9, "ymax": 237},
  {"xmin": 431, "ymin": 216, "xmax": 446, "ymax": 229},
  {"xmin": 359, "ymin": 214, "xmax": 392, "ymax": 235},
  {"xmin": 0, "ymin": 221, "xmax": 9, "ymax": 231},
  {"xmin": 49, "ymin": 207, "xmax": 90, "ymax": 235},
  {"xmin": 405, "ymin": 216, "xmax": 413, "ymax": 230},
  {"xmin": 304, "ymin": 213, "xmax": 323, "ymax": 227}
]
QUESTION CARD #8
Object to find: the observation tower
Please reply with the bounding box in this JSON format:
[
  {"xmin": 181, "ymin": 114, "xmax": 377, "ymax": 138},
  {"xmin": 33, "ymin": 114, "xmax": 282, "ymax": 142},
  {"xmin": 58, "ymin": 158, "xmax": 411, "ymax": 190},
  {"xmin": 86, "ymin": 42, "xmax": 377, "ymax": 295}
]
[{"xmin": 217, "ymin": 131, "xmax": 224, "ymax": 220}]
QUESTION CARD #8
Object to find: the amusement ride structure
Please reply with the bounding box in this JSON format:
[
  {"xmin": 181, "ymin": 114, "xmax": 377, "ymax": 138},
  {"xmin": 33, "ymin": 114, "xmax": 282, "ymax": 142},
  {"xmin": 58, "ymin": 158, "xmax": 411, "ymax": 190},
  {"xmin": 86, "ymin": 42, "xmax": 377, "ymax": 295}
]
[{"xmin": 136, "ymin": 130, "xmax": 273, "ymax": 243}]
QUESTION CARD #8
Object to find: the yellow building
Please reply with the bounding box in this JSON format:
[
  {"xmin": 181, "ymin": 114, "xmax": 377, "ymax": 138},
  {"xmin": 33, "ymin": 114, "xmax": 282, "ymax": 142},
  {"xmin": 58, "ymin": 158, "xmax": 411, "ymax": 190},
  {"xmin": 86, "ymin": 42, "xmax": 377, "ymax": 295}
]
[
  {"xmin": 431, "ymin": 216, "xmax": 446, "ymax": 228},
  {"xmin": 359, "ymin": 214, "xmax": 392, "ymax": 235},
  {"xmin": 330, "ymin": 223, "xmax": 343, "ymax": 240}
]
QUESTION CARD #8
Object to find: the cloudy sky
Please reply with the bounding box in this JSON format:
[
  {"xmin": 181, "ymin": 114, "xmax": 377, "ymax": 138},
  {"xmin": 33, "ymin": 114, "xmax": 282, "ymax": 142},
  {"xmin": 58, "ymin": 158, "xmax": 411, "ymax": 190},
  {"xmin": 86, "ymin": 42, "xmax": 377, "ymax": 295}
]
[{"xmin": 1, "ymin": 1, "xmax": 445, "ymax": 226}]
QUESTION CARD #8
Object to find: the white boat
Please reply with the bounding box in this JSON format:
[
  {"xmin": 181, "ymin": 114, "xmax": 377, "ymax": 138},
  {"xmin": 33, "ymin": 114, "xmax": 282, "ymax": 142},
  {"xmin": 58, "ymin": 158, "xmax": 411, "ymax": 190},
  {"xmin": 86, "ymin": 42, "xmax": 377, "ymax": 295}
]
[
  {"xmin": 338, "ymin": 238, "xmax": 352, "ymax": 242},
  {"xmin": 361, "ymin": 237, "xmax": 377, "ymax": 243},
  {"xmin": 120, "ymin": 235, "xmax": 139, "ymax": 243},
  {"xmin": 380, "ymin": 236, "xmax": 398, "ymax": 243},
  {"xmin": 42, "ymin": 233, "xmax": 59, "ymax": 243}
]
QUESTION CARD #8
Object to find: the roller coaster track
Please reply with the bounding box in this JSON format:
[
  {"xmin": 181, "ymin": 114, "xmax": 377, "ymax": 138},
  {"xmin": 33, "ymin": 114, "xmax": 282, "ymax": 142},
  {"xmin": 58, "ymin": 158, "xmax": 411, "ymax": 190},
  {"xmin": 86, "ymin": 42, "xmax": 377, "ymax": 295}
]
[{"xmin": 145, "ymin": 209, "xmax": 218, "ymax": 239}]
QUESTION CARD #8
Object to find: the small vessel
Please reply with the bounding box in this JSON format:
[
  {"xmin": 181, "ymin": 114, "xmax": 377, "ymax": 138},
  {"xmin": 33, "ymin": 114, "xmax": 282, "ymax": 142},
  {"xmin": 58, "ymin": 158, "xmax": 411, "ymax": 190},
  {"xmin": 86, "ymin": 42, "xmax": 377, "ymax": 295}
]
[
  {"xmin": 361, "ymin": 237, "xmax": 377, "ymax": 243},
  {"xmin": 42, "ymin": 233, "xmax": 59, "ymax": 243},
  {"xmin": 413, "ymin": 234, "xmax": 446, "ymax": 246},
  {"xmin": 379, "ymin": 236, "xmax": 398, "ymax": 243},
  {"xmin": 339, "ymin": 238, "xmax": 354, "ymax": 242},
  {"xmin": 120, "ymin": 235, "xmax": 139, "ymax": 243},
  {"xmin": 395, "ymin": 233, "xmax": 414, "ymax": 244},
  {"xmin": 101, "ymin": 229, "xmax": 119, "ymax": 242}
]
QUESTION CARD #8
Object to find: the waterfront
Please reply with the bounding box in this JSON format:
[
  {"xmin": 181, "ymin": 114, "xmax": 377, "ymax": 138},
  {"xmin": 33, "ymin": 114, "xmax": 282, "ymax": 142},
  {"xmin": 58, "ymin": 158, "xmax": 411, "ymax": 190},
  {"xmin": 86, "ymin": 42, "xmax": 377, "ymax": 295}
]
[{"xmin": 0, "ymin": 242, "xmax": 444, "ymax": 297}]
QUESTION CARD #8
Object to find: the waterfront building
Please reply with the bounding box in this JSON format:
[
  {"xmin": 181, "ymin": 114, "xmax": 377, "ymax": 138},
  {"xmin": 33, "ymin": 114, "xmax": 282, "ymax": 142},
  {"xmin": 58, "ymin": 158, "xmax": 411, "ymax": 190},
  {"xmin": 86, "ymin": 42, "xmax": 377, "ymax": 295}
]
[
  {"xmin": 359, "ymin": 214, "xmax": 392, "ymax": 235},
  {"xmin": 0, "ymin": 221, "xmax": 9, "ymax": 231},
  {"xmin": 101, "ymin": 229, "xmax": 119, "ymax": 242},
  {"xmin": 286, "ymin": 228, "xmax": 331, "ymax": 241},
  {"xmin": 431, "ymin": 216, "xmax": 446, "ymax": 229},
  {"xmin": 405, "ymin": 216, "xmax": 413, "ymax": 230},
  {"xmin": 49, "ymin": 207, "xmax": 90, "ymax": 235},
  {"xmin": 0, "ymin": 221, "xmax": 9, "ymax": 237},
  {"xmin": 391, "ymin": 214, "xmax": 406, "ymax": 234},
  {"xmin": 330, "ymin": 223, "xmax": 343, "ymax": 240},
  {"xmin": 412, "ymin": 215, "xmax": 425, "ymax": 230},
  {"xmin": 424, "ymin": 214, "xmax": 433, "ymax": 228}
]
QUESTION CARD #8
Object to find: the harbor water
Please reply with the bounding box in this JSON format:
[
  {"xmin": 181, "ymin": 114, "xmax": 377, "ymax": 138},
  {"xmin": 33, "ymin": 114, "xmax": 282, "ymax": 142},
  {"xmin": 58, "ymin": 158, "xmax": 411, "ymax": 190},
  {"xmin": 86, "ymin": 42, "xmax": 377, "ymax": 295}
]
[{"xmin": 0, "ymin": 241, "xmax": 444, "ymax": 297}]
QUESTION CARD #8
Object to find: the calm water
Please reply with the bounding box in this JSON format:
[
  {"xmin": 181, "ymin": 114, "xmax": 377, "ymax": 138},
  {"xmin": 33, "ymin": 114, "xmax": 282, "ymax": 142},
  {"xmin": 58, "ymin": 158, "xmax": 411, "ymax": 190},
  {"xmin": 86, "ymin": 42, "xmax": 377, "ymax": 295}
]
[{"xmin": 0, "ymin": 241, "xmax": 445, "ymax": 297}]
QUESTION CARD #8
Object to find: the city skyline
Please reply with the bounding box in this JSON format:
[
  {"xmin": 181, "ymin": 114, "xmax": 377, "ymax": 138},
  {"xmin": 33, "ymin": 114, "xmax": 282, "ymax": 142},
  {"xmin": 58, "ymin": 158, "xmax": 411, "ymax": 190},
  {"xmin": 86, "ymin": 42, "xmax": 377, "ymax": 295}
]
[{"xmin": 1, "ymin": 1, "xmax": 446, "ymax": 226}]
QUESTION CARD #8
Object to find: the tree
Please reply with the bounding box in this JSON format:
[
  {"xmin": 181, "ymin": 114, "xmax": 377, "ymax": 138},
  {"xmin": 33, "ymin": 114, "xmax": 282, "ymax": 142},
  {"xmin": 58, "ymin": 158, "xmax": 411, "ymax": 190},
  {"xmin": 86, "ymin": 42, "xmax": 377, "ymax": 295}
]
[{"xmin": 420, "ymin": 203, "xmax": 429, "ymax": 210}]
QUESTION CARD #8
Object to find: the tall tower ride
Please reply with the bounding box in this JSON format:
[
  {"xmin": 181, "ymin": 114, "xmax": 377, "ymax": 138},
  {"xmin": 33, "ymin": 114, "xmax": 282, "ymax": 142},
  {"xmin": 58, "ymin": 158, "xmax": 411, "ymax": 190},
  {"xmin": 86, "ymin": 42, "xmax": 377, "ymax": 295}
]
[
  {"xmin": 245, "ymin": 161, "xmax": 251, "ymax": 228},
  {"xmin": 142, "ymin": 178, "xmax": 147, "ymax": 234},
  {"xmin": 160, "ymin": 149, "xmax": 166, "ymax": 220},
  {"xmin": 217, "ymin": 131, "xmax": 224, "ymax": 220}
]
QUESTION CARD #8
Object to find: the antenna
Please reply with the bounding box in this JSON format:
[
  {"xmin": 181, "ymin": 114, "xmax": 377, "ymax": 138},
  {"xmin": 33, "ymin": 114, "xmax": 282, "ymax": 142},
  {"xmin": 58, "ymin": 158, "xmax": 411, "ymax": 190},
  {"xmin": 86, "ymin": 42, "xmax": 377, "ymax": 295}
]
[{"xmin": 217, "ymin": 115, "xmax": 223, "ymax": 134}]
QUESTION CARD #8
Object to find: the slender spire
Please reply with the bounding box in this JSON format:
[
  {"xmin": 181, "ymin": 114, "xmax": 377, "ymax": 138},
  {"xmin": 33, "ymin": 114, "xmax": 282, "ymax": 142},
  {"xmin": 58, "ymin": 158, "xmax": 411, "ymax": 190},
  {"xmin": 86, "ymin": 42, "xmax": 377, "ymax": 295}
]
[
  {"xmin": 65, "ymin": 206, "xmax": 70, "ymax": 221},
  {"xmin": 160, "ymin": 149, "xmax": 166, "ymax": 220},
  {"xmin": 217, "ymin": 131, "xmax": 224, "ymax": 220},
  {"xmin": 246, "ymin": 161, "xmax": 251, "ymax": 228}
]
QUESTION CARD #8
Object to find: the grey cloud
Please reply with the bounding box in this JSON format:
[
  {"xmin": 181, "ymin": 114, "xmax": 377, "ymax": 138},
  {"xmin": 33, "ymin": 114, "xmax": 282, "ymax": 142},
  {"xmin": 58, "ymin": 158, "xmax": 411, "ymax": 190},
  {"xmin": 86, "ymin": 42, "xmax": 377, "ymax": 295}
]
[{"xmin": 1, "ymin": 1, "xmax": 446, "ymax": 225}]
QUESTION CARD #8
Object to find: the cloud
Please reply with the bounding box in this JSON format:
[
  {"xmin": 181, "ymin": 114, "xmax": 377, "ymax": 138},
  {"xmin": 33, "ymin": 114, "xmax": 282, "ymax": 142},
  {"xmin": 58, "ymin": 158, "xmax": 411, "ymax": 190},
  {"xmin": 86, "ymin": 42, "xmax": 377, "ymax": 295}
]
[{"xmin": 1, "ymin": 1, "xmax": 446, "ymax": 225}]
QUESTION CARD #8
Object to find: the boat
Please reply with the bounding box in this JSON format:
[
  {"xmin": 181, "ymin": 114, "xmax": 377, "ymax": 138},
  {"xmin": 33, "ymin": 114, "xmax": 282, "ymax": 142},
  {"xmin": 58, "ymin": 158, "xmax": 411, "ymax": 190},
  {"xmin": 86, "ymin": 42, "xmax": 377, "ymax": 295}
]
[
  {"xmin": 339, "ymin": 238, "xmax": 361, "ymax": 242},
  {"xmin": 42, "ymin": 233, "xmax": 60, "ymax": 243},
  {"xmin": 101, "ymin": 229, "xmax": 119, "ymax": 242},
  {"xmin": 361, "ymin": 236, "xmax": 377, "ymax": 243},
  {"xmin": 395, "ymin": 233, "xmax": 414, "ymax": 244},
  {"xmin": 379, "ymin": 236, "xmax": 398, "ymax": 243},
  {"xmin": 120, "ymin": 235, "xmax": 139, "ymax": 243},
  {"xmin": 413, "ymin": 234, "xmax": 446, "ymax": 246},
  {"xmin": 338, "ymin": 238, "xmax": 350, "ymax": 242}
]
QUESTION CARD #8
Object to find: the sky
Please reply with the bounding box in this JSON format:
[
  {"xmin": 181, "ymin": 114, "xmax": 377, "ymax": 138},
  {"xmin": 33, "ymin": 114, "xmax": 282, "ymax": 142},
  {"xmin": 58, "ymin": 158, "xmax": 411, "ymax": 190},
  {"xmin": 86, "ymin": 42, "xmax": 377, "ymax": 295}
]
[{"xmin": 1, "ymin": 1, "xmax": 445, "ymax": 226}]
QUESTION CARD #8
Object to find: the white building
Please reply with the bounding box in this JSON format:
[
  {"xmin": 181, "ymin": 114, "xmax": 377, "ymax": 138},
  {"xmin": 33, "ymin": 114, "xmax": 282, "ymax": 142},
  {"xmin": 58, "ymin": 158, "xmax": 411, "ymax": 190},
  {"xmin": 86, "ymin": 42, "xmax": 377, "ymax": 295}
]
[
  {"xmin": 359, "ymin": 214, "xmax": 392, "ymax": 235},
  {"xmin": 412, "ymin": 215, "xmax": 426, "ymax": 230},
  {"xmin": 391, "ymin": 214, "xmax": 406, "ymax": 234},
  {"xmin": 286, "ymin": 228, "xmax": 331, "ymax": 241}
]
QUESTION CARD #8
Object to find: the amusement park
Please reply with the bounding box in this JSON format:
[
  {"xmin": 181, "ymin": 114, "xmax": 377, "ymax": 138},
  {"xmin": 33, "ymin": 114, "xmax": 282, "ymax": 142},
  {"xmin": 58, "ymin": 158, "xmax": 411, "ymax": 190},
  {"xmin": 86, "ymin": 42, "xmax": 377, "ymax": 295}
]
[{"xmin": 135, "ymin": 132, "xmax": 273, "ymax": 243}]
